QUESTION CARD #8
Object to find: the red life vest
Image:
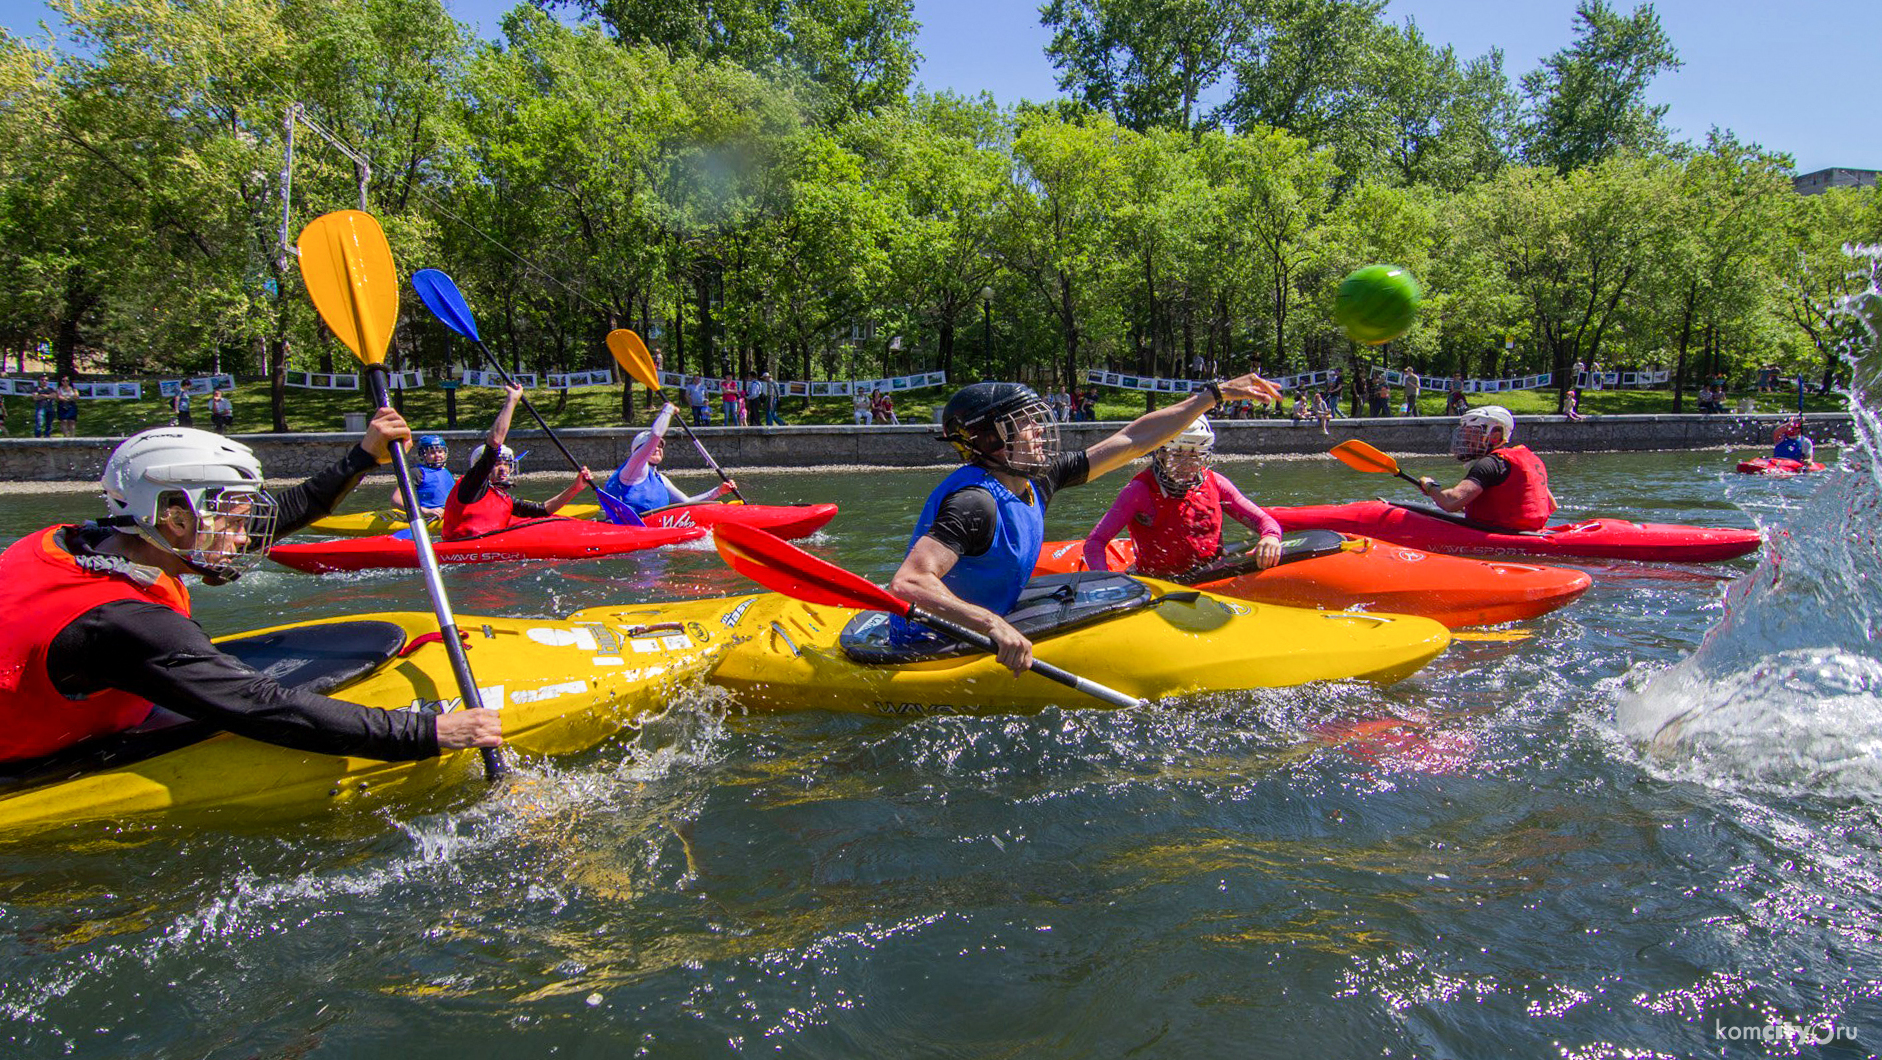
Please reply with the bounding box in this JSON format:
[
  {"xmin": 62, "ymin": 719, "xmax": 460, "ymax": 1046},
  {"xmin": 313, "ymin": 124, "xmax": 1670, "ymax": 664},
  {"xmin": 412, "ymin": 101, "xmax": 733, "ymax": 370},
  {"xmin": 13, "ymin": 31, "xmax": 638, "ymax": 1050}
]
[
  {"xmin": 0, "ymin": 526, "xmax": 193, "ymax": 761},
  {"xmin": 441, "ymin": 482, "xmax": 516, "ymax": 540},
  {"xmin": 1464, "ymin": 444, "xmax": 1557, "ymax": 531},
  {"xmin": 1127, "ymin": 468, "xmax": 1225, "ymax": 577}
]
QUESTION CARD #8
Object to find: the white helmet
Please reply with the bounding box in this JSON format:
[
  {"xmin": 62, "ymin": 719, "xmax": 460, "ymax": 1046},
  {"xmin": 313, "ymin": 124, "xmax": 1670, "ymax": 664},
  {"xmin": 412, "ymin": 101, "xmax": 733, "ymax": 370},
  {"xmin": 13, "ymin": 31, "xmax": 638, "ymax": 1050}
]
[
  {"xmin": 101, "ymin": 427, "xmax": 277, "ymax": 582},
  {"xmin": 1451, "ymin": 405, "xmax": 1515, "ymax": 460},
  {"xmin": 467, "ymin": 444, "xmax": 518, "ymax": 469},
  {"xmin": 1152, "ymin": 416, "xmax": 1216, "ymax": 492}
]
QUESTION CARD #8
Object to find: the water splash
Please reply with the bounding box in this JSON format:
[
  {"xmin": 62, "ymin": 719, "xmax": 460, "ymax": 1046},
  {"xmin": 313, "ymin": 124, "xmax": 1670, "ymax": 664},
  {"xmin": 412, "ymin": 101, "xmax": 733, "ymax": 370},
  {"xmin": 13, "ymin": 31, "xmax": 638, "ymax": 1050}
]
[{"xmin": 1616, "ymin": 246, "xmax": 1882, "ymax": 797}]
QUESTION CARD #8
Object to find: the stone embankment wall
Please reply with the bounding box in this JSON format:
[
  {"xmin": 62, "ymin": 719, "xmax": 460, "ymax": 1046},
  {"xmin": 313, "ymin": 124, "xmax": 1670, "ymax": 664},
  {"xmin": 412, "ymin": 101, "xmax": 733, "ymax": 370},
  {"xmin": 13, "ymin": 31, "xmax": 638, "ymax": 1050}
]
[{"xmin": 0, "ymin": 413, "xmax": 1854, "ymax": 482}]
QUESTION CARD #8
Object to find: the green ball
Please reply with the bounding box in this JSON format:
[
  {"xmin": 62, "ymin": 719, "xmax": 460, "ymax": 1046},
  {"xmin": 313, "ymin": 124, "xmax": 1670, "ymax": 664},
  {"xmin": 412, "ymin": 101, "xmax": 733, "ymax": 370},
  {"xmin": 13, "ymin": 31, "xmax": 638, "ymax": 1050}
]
[{"xmin": 1334, "ymin": 265, "xmax": 1422, "ymax": 345}]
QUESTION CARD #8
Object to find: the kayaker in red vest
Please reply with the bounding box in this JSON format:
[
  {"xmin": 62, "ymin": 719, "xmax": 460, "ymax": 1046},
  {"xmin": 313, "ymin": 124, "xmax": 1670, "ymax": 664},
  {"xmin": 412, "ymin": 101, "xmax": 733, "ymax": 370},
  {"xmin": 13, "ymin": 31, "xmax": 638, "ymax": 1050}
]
[
  {"xmin": 1416, "ymin": 405, "xmax": 1557, "ymax": 531},
  {"xmin": 441, "ymin": 383, "xmax": 591, "ymax": 540},
  {"xmin": 1079, "ymin": 416, "xmax": 1283, "ymax": 577},
  {"xmin": 888, "ymin": 372, "xmax": 1282, "ymax": 678},
  {"xmin": 0, "ymin": 415, "xmax": 504, "ymax": 766}
]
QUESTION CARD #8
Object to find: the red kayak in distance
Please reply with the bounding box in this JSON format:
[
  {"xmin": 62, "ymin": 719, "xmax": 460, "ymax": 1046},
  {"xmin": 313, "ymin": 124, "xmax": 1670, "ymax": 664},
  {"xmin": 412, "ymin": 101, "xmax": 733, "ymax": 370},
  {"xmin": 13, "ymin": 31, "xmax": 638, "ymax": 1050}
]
[
  {"xmin": 624, "ymin": 501, "xmax": 839, "ymax": 540},
  {"xmin": 267, "ymin": 517, "xmax": 705, "ymax": 574},
  {"xmin": 1264, "ymin": 500, "xmax": 1762, "ymax": 563},
  {"xmin": 1034, "ymin": 530, "xmax": 1591, "ymax": 629},
  {"xmin": 1735, "ymin": 457, "xmax": 1827, "ymax": 476}
]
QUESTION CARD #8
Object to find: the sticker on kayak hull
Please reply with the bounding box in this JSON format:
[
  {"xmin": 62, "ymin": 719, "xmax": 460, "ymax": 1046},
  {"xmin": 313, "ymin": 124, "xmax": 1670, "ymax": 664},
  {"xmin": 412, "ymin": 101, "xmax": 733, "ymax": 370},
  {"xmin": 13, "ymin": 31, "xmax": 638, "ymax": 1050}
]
[{"xmin": 511, "ymin": 681, "xmax": 586, "ymax": 705}]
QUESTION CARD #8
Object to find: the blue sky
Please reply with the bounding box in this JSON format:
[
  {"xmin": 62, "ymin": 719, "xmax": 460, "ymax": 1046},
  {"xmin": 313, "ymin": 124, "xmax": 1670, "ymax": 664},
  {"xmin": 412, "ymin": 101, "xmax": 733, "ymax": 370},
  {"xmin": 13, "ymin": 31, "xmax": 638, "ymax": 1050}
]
[{"xmin": 3, "ymin": 0, "xmax": 1874, "ymax": 173}]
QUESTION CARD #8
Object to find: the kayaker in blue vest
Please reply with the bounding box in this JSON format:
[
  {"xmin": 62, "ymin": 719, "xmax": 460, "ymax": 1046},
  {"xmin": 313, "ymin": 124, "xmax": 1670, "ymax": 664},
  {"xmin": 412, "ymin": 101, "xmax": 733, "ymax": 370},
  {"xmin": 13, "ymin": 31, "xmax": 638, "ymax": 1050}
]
[
  {"xmin": 1772, "ymin": 416, "xmax": 1814, "ymax": 462},
  {"xmin": 390, "ymin": 434, "xmax": 457, "ymax": 520},
  {"xmin": 597, "ymin": 403, "xmax": 739, "ymax": 520},
  {"xmin": 888, "ymin": 373, "xmax": 1281, "ymax": 676}
]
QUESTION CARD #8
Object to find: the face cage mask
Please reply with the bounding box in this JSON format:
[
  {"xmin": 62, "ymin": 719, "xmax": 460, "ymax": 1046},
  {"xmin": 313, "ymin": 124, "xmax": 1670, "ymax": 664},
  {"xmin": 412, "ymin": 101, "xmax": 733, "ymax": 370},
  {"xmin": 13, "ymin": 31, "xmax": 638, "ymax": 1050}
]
[
  {"xmin": 163, "ymin": 488, "xmax": 279, "ymax": 584},
  {"xmin": 1450, "ymin": 421, "xmax": 1498, "ymax": 461},
  {"xmin": 419, "ymin": 445, "xmax": 449, "ymax": 468},
  {"xmin": 1152, "ymin": 447, "xmax": 1211, "ymax": 493},
  {"xmin": 987, "ymin": 400, "xmax": 1061, "ymax": 476},
  {"xmin": 489, "ymin": 456, "xmax": 518, "ymax": 485}
]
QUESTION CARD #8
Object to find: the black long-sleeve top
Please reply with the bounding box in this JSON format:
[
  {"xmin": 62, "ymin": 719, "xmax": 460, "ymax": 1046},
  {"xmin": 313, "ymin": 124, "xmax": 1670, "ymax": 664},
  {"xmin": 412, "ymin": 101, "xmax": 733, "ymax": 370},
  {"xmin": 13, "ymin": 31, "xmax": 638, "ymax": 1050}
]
[{"xmin": 39, "ymin": 444, "xmax": 439, "ymax": 761}]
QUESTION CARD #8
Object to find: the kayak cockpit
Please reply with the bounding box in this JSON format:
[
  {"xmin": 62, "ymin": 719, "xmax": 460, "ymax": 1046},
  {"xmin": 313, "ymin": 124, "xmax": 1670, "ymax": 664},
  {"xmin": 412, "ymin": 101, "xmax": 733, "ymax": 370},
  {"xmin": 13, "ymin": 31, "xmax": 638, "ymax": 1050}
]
[{"xmin": 840, "ymin": 572, "xmax": 1156, "ymax": 664}]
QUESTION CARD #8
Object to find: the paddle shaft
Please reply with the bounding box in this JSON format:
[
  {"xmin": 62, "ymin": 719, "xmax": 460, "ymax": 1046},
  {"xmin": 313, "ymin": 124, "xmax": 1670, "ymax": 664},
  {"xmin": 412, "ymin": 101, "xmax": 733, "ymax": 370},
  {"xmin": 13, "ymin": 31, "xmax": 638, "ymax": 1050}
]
[
  {"xmin": 669, "ymin": 415, "xmax": 747, "ymax": 503},
  {"xmin": 367, "ymin": 366, "xmax": 507, "ymax": 780},
  {"xmin": 904, "ymin": 604, "xmax": 1146, "ymax": 709},
  {"xmin": 468, "ymin": 336, "xmax": 587, "ymax": 480}
]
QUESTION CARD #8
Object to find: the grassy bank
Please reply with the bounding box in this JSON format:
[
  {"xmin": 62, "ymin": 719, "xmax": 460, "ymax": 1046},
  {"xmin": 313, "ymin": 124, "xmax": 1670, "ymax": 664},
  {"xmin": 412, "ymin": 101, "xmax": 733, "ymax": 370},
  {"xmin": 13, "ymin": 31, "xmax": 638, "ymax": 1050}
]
[{"xmin": 0, "ymin": 381, "xmax": 1843, "ymax": 438}]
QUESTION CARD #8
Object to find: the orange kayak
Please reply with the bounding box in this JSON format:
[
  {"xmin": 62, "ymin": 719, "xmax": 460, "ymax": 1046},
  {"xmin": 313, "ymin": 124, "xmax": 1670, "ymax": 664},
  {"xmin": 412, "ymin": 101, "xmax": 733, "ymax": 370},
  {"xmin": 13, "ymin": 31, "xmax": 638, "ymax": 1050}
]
[{"xmin": 1034, "ymin": 530, "xmax": 1591, "ymax": 629}]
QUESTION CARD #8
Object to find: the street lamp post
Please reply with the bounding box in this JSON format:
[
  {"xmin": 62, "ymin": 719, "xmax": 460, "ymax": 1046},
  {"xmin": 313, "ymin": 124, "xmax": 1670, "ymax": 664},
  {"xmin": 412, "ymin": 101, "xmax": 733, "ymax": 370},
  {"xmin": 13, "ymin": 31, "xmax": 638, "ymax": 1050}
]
[{"xmin": 980, "ymin": 286, "xmax": 994, "ymax": 374}]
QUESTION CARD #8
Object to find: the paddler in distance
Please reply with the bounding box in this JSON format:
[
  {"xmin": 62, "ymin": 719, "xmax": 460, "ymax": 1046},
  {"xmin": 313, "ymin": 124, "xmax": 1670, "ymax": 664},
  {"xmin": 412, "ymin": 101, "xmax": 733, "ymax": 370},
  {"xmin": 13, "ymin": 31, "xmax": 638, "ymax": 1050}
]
[
  {"xmin": 0, "ymin": 416, "xmax": 503, "ymax": 767},
  {"xmin": 1079, "ymin": 415, "xmax": 1284, "ymax": 577},
  {"xmin": 442, "ymin": 382, "xmax": 592, "ymax": 541},
  {"xmin": 393, "ymin": 433, "xmax": 456, "ymax": 521},
  {"xmin": 595, "ymin": 402, "xmax": 738, "ymax": 522},
  {"xmin": 889, "ymin": 373, "xmax": 1282, "ymax": 677},
  {"xmin": 1415, "ymin": 405, "xmax": 1557, "ymax": 531},
  {"xmin": 1772, "ymin": 415, "xmax": 1815, "ymax": 463}
]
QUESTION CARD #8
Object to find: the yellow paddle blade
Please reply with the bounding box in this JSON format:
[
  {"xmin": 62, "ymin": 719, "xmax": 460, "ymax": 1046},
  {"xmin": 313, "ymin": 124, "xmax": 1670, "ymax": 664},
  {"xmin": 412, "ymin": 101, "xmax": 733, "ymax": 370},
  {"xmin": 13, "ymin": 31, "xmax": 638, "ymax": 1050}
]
[
  {"xmin": 296, "ymin": 210, "xmax": 399, "ymax": 365},
  {"xmin": 605, "ymin": 329, "xmax": 661, "ymax": 391},
  {"xmin": 1330, "ymin": 439, "xmax": 1401, "ymax": 475}
]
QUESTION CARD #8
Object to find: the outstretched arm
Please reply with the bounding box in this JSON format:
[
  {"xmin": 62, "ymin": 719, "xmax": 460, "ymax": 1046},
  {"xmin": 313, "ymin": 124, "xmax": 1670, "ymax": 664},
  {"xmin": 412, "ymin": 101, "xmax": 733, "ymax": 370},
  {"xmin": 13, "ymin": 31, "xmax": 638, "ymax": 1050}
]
[
  {"xmin": 1082, "ymin": 373, "xmax": 1281, "ymax": 479},
  {"xmin": 487, "ymin": 383, "xmax": 525, "ymax": 448}
]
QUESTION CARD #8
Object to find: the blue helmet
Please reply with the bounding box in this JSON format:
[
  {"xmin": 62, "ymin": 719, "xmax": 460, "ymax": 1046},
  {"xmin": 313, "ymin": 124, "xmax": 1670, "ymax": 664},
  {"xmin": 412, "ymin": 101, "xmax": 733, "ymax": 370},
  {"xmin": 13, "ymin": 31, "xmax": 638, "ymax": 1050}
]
[{"xmin": 418, "ymin": 434, "xmax": 446, "ymax": 449}]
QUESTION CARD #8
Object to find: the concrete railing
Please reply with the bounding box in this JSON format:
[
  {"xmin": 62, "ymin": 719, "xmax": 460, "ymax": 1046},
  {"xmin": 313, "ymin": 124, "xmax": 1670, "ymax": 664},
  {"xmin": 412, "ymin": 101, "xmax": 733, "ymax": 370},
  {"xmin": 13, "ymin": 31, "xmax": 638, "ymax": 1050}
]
[{"xmin": 0, "ymin": 412, "xmax": 1854, "ymax": 482}]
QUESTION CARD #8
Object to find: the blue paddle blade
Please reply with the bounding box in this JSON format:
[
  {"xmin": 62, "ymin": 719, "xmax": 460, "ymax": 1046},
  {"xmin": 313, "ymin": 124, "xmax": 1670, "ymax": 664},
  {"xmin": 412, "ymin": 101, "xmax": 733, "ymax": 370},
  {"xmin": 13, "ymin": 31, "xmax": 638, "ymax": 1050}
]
[
  {"xmin": 593, "ymin": 488, "xmax": 647, "ymax": 526},
  {"xmin": 411, "ymin": 268, "xmax": 481, "ymax": 342}
]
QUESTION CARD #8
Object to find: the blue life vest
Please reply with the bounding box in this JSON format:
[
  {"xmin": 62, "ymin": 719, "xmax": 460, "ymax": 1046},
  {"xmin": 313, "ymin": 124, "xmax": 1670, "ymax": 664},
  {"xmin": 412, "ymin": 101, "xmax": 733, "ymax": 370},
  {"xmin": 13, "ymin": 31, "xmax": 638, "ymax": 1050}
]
[
  {"xmin": 889, "ymin": 465, "xmax": 1045, "ymax": 644},
  {"xmin": 413, "ymin": 465, "xmax": 456, "ymax": 509},
  {"xmin": 602, "ymin": 465, "xmax": 672, "ymax": 514},
  {"xmin": 1773, "ymin": 436, "xmax": 1812, "ymax": 462}
]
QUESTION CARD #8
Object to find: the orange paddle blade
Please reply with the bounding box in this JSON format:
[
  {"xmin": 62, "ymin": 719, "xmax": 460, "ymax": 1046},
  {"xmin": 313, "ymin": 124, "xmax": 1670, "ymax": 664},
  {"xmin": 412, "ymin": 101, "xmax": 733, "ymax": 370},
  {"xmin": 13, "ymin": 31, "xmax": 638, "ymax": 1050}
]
[
  {"xmin": 605, "ymin": 329, "xmax": 661, "ymax": 391},
  {"xmin": 712, "ymin": 523, "xmax": 910, "ymax": 617},
  {"xmin": 296, "ymin": 210, "xmax": 399, "ymax": 365},
  {"xmin": 1331, "ymin": 440, "xmax": 1402, "ymax": 475}
]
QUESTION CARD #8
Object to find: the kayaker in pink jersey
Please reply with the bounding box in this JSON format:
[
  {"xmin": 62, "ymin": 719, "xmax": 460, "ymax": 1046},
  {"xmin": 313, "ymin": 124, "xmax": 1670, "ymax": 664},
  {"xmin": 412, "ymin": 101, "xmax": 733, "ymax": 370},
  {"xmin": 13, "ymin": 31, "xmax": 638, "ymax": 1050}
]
[
  {"xmin": 1417, "ymin": 405, "xmax": 1557, "ymax": 531},
  {"xmin": 1081, "ymin": 416, "xmax": 1283, "ymax": 578}
]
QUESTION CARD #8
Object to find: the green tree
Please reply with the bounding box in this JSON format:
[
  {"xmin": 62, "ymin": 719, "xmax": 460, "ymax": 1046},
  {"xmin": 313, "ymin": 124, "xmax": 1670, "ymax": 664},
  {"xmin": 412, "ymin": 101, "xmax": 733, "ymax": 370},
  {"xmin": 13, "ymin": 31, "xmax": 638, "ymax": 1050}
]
[
  {"xmin": 1519, "ymin": 0, "xmax": 1680, "ymax": 172},
  {"xmin": 551, "ymin": 0, "xmax": 918, "ymax": 120},
  {"xmin": 1040, "ymin": 0, "xmax": 1237, "ymax": 132}
]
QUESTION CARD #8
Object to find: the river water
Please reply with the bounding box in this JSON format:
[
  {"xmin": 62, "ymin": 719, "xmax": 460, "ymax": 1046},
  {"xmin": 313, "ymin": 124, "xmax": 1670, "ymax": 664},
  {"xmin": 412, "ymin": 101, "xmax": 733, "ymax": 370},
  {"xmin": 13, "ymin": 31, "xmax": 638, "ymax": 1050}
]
[{"xmin": 1, "ymin": 439, "xmax": 1876, "ymax": 1058}]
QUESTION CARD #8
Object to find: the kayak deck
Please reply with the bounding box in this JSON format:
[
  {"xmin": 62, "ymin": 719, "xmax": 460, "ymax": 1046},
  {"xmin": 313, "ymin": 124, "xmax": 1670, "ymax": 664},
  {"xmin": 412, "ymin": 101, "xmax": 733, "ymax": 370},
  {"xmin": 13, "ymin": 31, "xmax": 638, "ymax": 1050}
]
[
  {"xmin": 0, "ymin": 603, "xmax": 744, "ymax": 835},
  {"xmin": 1267, "ymin": 500, "xmax": 1762, "ymax": 562},
  {"xmin": 1035, "ymin": 532, "xmax": 1591, "ymax": 629},
  {"xmin": 267, "ymin": 517, "xmax": 705, "ymax": 573},
  {"xmin": 702, "ymin": 575, "xmax": 1453, "ymax": 717}
]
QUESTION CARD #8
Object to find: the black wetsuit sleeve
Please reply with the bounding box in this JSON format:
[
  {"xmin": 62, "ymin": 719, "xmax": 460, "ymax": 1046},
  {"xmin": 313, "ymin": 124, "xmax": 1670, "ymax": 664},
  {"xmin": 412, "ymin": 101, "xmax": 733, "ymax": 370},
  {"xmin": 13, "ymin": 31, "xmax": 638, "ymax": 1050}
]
[
  {"xmin": 1036, "ymin": 450, "xmax": 1091, "ymax": 509},
  {"xmin": 924, "ymin": 487, "xmax": 1000, "ymax": 557},
  {"xmin": 269, "ymin": 445, "xmax": 383, "ymax": 540},
  {"xmin": 512, "ymin": 498, "xmax": 551, "ymax": 519},
  {"xmin": 456, "ymin": 445, "xmax": 498, "ymax": 506},
  {"xmin": 1464, "ymin": 454, "xmax": 1512, "ymax": 490},
  {"xmin": 45, "ymin": 601, "xmax": 440, "ymax": 760}
]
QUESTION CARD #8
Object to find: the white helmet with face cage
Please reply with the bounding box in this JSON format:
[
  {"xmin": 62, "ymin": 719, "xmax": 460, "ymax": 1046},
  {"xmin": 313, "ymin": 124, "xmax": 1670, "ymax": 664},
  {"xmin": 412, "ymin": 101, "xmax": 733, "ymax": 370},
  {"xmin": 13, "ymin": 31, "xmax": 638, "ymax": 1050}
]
[
  {"xmin": 100, "ymin": 427, "xmax": 278, "ymax": 583},
  {"xmin": 1152, "ymin": 416, "xmax": 1216, "ymax": 492}
]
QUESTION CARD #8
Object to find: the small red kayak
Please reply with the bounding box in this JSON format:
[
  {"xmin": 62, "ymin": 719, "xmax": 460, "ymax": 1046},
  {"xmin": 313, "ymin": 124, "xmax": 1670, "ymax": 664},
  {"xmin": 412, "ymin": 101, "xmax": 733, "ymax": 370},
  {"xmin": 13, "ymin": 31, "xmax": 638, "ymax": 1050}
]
[
  {"xmin": 1265, "ymin": 500, "xmax": 1762, "ymax": 563},
  {"xmin": 1034, "ymin": 530, "xmax": 1590, "ymax": 629},
  {"xmin": 625, "ymin": 501, "xmax": 838, "ymax": 540},
  {"xmin": 267, "ymin": 517, "xmax": 705, "ymax": 573},
  {"xmin": 1735, "ymin": 457, "xmax": 1826, "ymax": 476}
]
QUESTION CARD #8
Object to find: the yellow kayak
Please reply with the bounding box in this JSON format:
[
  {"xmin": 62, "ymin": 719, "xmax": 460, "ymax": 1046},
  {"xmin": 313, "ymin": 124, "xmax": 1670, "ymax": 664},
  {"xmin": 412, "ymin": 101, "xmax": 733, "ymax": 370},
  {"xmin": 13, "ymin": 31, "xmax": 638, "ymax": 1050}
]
[
  {"xmin": 310, "ymin": 505, "xmax": 603, "ymax": 536},
  {"xmin": 702, "ymin": 573, "xmax": 1452, "ymax": 717},
  {"xmin": 0, "ymin": 603, "xmax": 735, "ymax": 836}
]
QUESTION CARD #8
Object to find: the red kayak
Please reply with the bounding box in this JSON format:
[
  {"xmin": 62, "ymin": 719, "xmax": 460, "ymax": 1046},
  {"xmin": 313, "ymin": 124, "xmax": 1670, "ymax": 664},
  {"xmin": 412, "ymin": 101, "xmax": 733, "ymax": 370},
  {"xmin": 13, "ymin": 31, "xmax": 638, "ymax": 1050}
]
[
  {"xmin": 624, "ymin": 501, "xmax": 838, "ymax": 540},
  {"xmin": 1736, "ymin": 457, "xmax": 1826, "ymax": 476},
  {"xmin": 1265, "ymin": 500, "xmax": 1762, "ymax": 563},
  {"xmin": 267, "ymin": 517, "xmax": 705, "ymax": 573},
  {"xmin": 1034, "ymin": 530, "xmax": 1591, "ymax": 629}
]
